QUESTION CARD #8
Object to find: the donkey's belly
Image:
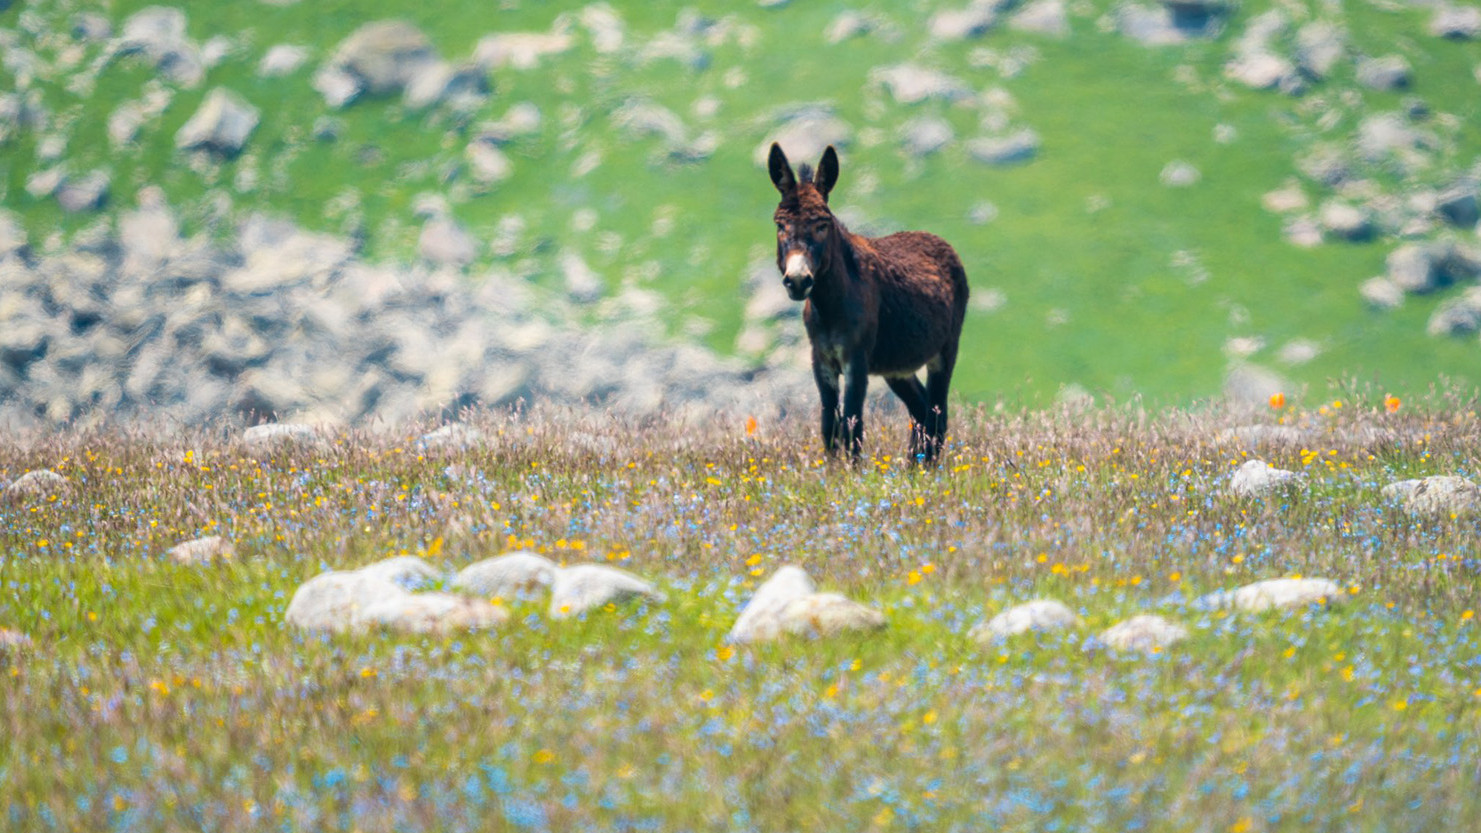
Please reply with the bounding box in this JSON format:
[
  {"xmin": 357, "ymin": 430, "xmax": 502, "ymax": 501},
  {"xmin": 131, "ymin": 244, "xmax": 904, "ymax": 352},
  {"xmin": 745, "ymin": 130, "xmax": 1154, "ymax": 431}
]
[{"xmin": 869, "ymin": 300, "xmax": 954, "ymax": 376}]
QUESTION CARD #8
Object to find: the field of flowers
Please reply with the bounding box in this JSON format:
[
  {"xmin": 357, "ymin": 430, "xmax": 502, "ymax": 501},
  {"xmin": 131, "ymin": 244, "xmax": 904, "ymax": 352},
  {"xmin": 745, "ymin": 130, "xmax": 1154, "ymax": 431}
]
[{"xmin": 3, "ymin": 394, "xmax": 1480, "ymax": 831}]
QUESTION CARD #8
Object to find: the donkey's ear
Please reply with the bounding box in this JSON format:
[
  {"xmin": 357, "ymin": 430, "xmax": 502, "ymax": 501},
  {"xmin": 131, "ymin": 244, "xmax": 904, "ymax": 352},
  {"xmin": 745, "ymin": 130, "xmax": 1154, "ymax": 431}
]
[
  {"xmin": 768, "ymin": 143, "xmax": 797, "ymax": 194},
  {"xmin": 816, "ymin": 145, "xmax": 840, "ymax": 202}
]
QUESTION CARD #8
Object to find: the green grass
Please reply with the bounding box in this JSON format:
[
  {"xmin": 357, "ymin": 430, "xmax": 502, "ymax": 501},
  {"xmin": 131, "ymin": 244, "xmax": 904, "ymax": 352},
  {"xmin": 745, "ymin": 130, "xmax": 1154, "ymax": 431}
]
[
  {"xmin": 3, "ymin": 393, "xmax": 1481, "ymax": 830},
  {"xmin": 2, "ymin": 0, "xmax": 1480, "ymax": 405}
]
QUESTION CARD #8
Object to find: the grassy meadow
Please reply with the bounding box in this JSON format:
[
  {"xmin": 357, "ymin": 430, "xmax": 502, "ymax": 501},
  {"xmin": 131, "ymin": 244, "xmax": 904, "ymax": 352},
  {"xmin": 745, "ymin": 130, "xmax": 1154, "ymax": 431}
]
[{"xmin": 3, "ymin": 393, "xmax": 1481, "ymax": 831}]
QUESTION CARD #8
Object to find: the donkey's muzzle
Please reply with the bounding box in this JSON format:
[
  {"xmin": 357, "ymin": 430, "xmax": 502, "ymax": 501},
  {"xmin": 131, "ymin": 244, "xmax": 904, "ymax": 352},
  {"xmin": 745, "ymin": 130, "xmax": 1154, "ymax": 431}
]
[
  {"xmin": 783, "ymin": 252, "xmax": 813, "ymax": 300},
  {"xmin": 783, "ymin": 275, "xmax": 813, "ymax": 301}
]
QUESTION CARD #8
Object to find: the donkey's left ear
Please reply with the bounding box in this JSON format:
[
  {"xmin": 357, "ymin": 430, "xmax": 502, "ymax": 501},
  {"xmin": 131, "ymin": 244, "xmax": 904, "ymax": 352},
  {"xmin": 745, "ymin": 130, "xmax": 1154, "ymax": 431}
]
[{"xmin": 816, "ymin": 146, "xmax": 840, "ymax": 202}]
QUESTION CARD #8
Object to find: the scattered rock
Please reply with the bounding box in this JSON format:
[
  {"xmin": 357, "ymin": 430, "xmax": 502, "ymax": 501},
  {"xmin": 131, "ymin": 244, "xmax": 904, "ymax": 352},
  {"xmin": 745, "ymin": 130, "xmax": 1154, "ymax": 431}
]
[
  {"xmin": 175, "ymin": 88, "xmax": 259, "ymax": 155},
  {"xmin": 1436, "ymin": 181, "xmax": 1479, "ymax": 228},
  {"xmin": 1225, "ymin": 52, "xmax": 1299, "ymax": 91},
  {"xmin": 0, "ymin": 628, "xmax": 30, "ymax": 650},
  {"xmin": 419, "ymin": 423, "xmax": 485, "ymax": 450},
  {"xmin": 871, "ymin": 64, "xmax": 971, "ymax": 105},
  {"xmin": 418, "ymin": 216, "xmax": 477, "ymax": 267},
  {"xmin": 728, "ymin": 566, "xmax": 886, "ymax": 643},
  {"xmin": 1318, "ymin": 200, "xmax": 1372, "ymax": 241},
  {"xmin": 452, "ymin": 552, "xmax": 557, "ymax": 598},
  {"xmin": 929, "ymin": 2, "xmax": 1000, "ymax": 40},
  {"xmin": 967, "ymin": 129, "xmax": 1041, "ymax": 166},
  {"xmin": 1426, "ymin": 287, "xmax": 1481, "ymax": 336},
  {"xmin": 1010, "ymin": 0, "xmax": 1069, "ymax": 37},
  {"xmin": 1117, "ymin": 2, "xmax": 1223, "ymax": 45},
  {"xmin": 1100, "ymin": 614, "xmax": 1187, "ymax": 651},
  {"xmin": 1404, "ymin": 475, "xmax": 1481, "ymax": 516},
  {"xmin": 1356, "ymin": 55, "xmax": 1412, "ymax": 91},
  {"xmin": 1430, "ymin": 5, "xmax": 1481, "ymax": 40},
  {"xmin": 55, "ymin": 171, "xmax": 110, "ymax": 213},
  {"xmin": 1295, "ymin": 20, "xmax": 1345, "ymax": 79},
  {"xmin": 1360, "ymin": 277, "xmax": 1405, "ymax": 310},
  {"xmin": 899, "ymin": 116, "xmax": 954, "ymax": 157},
  {"xmin": 241, "ymin": 423, "xmax": 324, "ymax": 454},
  {"xmin": 258, "ymin": 44, "xmax": 309, "ymax": 77},
  {"xmin": 1229, "ymin": 459, "xmax": 1300, "ymax": 497},
  {"xmin": 5, "ymin": 469, "xmax": 68, "ymax": 500},
  {"xmin": 117, "ymin": 6, "xmax": 204, "ymax": 87},
  {"xmin": 970, "ymin": 599, "xmax": 1080, "ymax": 641},
  {"xmin": 167, "ymin": 535, "xmax": 235, "ymax": 565},
  {"xmin": 1203, "ymin": 577, "xmax": 1343, "ymax": 612},
  {"xmin": 1159, "ymin": 160, "xmax": 1200, "ymax": 187},
  {"xmin": 548, "ymin": 564, "xmax": 665, "ymax": 619},
  {"xmin": 284, "ymin": 556, "xmax": 503, "ymax": 633}
]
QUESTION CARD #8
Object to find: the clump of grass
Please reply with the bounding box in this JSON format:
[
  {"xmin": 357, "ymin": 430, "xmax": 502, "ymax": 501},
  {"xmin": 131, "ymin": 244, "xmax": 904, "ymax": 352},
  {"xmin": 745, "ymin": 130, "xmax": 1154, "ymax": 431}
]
[{"xmin": 3, "ymin": 393, "xmax": 1480, "ymax": 831}]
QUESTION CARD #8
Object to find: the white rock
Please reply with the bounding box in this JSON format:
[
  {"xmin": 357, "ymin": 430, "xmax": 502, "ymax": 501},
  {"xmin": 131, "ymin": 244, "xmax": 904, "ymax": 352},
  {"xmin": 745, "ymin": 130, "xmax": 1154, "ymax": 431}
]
[
  {"xmin": 472, "ymin": 32, "xmax": 573, "ymax": 70},
  {"xmin": 1262, "ymin": 181, "xmax": 1308, "ymax": 213},
  {"xmin": 899, "ymin": 116, "xmax": 954, "ymax": 156},
  {"xmin": 1229, "ymin": 459, "xmax": 1300, "ymax": 497},
  {"xmin": 1404, "ymin": 475, "xmax": 1481, "ymax": 516},
  {"xmin": 175, "ymin": 88, "xmax": 259, "ymax": 155},
  {"xmin": 1159, "ymin": 160, "xmax": 1200, "ymax": 187},
  {"xmin": 1356, "ymin": 55, "xmax": 1411, "ymax": 91},
  {"xmin": 355, "ymin": 555, "xmax": 444, "ymax": 590},
  {"xmin": 452, "ymin": 552, "xmax": 558, "ymax": 598},
  {"xmin": 1101, "ymin": 615, "xmax": 1187, "ymax": 652},
  {"xmin": 967, "ymin": 129, "xmax": 1040, "ymax": 166},
  {"xmin": 312, "ymin": 65, "xmax": 362, "ymax": 109},
  {"xmin": 1295, "ymin": 20, "xmax": 1345, "ymax": 78},
  {"xmin": 970, "ymin": 599, "xmax": 1081, "ymax": 641},
  {"xmin": 1360, "ymin": 277, "xmax": 1404, "ymax": 310},
  {"xmin": 466, "ymin": 142, "xmax": 512, "ymax": 184},
  {"xmin": 548, "ymin": 564, "xmax": 666, "ymax": 619},
  {"xmin": 1430, "ymin": 6, "xmax": 1481, "ymax": 40},
  {"xmin": 930, "ymin": 3, "xmax": 999, "ymax": 40},
  {"xmin": 1010, "ymin": 0, "xmax": 1069, "ymax": 37},
  {"xmin": 1318, "ymin": 200, "xmax": 1371, "ymax": 240},
  {"xmin": 1381, "ymin": 479, "xmax": 1424, "ymax": 501},
  {"xmin": 356, "ymin": 592, "xmax": 507, "ymax": 633},
  {"xmin": 871, "ymin": 64, "xmax": 971, "ymax": 104},
  {"xmin": 167, "ymin": 535, "xmax": 235, "ymax": 565},
  {"xmin": 284, "ymin": 570, "xmax": 408, "ymax": 632},
  {"xmin": 1225, "ymin": 52, "xmax": 1297, "ymax": 91},
  {"xmin": 5, "ymin": 469, "xmax": 67, "ymax": 499},
  {"xmin": 728, "ymin": 566, "xmax": 886, "ymax": 643},
  {"xmin": 0, "ymin": 628, "xmax": 30, "ymax": 649},
  {"xmin": 419, "ymin": 216, "xmax": 477, "ymax": 267},
  {"xmin": 1387, "ymin": 243, "xmax": 1438, "ymax": 293},
  {"xmin": 259, "ymin": 44, "xmax": 309, "ymax": 77},
  {"xmin": 1220, "ymin": 578, "xmax": 1343, "ymax": 612},
  {"xmin": 419, "ymin": 423, "xmax": 484, "ymax": 450},
  {"xmin": 242, "ymin": 423, "xmax": 324, "ymax": 454}
]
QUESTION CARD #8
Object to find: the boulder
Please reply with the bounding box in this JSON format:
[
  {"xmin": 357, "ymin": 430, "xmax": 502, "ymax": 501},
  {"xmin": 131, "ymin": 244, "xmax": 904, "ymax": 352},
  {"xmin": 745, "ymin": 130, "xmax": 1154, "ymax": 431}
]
[
  {"xmin": 969, "ymin": 599, "xmax": 1080, "ymax": 641},
  {"xmin": 1295, "ymin": 20, "xmax": 1345, "ymax": 79},
  {"xmin": 55, "ymin": 171, "xmax": 109, "ymax": 213},
  {"xmin": 929, "ymin": 2, "xmax": 999, "ymax": 40},
  {"xmin": 548, "ymin": 564, "xmax": 665, "ymax": 619},
  {"xmin": 331, "ymin": 20, "xmax": 437, "ymax": 95},
  {"xmin": 1360, "ymin": 276, "xmax": 1404, "ymax": 310},
  {"xmin": 175, "ymin": 88, "xmax": 259, "ymax": 155},
  {"xmin": 452, "ymin": 552, "xmax": 558, "ymax": 598},
  {"xmin": 1318, "ymin": 200, "xmax": 1372, "ymax": 241},
  {"xmin": 1430, "ymin": 5, "xmax": 1481, "ymax": 40},
  {"xmin": 1426, "ymin": 287, "xmax": 1481, "ymax": 336},
  {"xmin": 967, "ymin": 129, "xmax": 1041, "ymax": 166},
  {"xmin": 1009, "ymin": 0, "xmax": 1069, "ymax": 37},
  {"xmin": 1404, "ymin": 475, "xmax": 1481, "ymax": 516},
  {"xmin": 1100, "ymin": 615, "xmax": 1188, "ymax": 651},
  {"xmin": 728, "ymin": 565, "xmax": 886, "ymax": 643},
  {"xmin": 1228, "ymin": 459, "xmax": 1300, "ymax": 497},
  {"xmin": 871, "ymin": 64, "xmax": 972, "ymax": 104},
  {"xmin": 1202, "ymin": 577, "xmax": 1343, "ymax": 612},
  {"xmin": 167, "ymin": 535, "xmax": 235, "ymax": 565},
  {"xmin": 1387, "ymin": 243, "xmax": 1439, "ymax": 293},
  {"xmin": 356, "ymin": 592, "xmax": 506, "ymax": 633},
  {"xmin": 5, "ymin": 469, "xmax": 68, "ymax": 500},
  {"xmin": 241, "ymin": 423, "xmax": 325, "ymax": 454},
  {"xmin": 1356, "ymin": 55, "xmax": 1411, "ymax": 91},
  {"xmin": 900, "ymin": 117, "xmax": 954, "ymax": 156}
]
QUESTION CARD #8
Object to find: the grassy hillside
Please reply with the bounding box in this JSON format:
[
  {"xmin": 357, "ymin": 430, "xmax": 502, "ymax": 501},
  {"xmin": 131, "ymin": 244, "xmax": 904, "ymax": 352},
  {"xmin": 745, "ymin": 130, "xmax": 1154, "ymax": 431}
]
[{"xmin": 2, "ymin": 0, "xmax": 1479, "ymax": 407}]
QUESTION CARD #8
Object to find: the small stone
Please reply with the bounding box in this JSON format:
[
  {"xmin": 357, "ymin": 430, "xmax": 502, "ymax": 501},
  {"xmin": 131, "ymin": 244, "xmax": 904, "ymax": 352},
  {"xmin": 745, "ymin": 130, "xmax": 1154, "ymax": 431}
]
[
  {"xmin": 1101, "ymin": 615, "xmax": 1188, "ymax": 652},
  {"xmin": 175, "ymin": 88, "xmax": 259, "ymax": 155},
  {"xmin": 1387, "ymin": 243, "xmax": 1438, "ymax": 293},
  {"xmin": 1317, "ymin": 200, "xmax": 1371, "ymax": 241},
  {"xmin": 1207, "ymin": 577, "xmax": 1344, "ymax": 612},
  {"xmin": 1430, "ymin": 5, "xmax": 1481, "ymax": 40},
  {"xmin": 970, "ymin": 599, "xmax": 1081, "ymax": 641},
  {"xmin": 1229, "ymin": 459, "xmax": 1300, "ymax": 497},
  {"xmin": 1360, "ymin": 277, "xmax": 1404, "ymax": 310},
  {"xmin": 967, "ymin": 129, "xmax": 1040, "ymax": 166},
  {"xmin": 242, "ymin": 423, "xmax": 323, "ymax": 454},
  {"xmin": 1356, "ymin": 55, "xmax": 1411, "ymax": 91},
  {"xmin": 55, "ymin": 171, "xmax": 109, "ymax": 213},
  {"xmin": 452, "ymin": 552, "xmax": 557, "ymax": 599},
  {"xmin": 1405, "ymin": 475, "xmax": 1481, "ymax": 516},
  {"xmin": 548, "ymin": 564, "xmax": 666, "ymax": 619},
  {"xmin": 5, "ymin": 469, "xmax": 67, "ymax": 500},
  {"xmin": 258, "ymin": 44, "xmax": 309, "ymax": 77},
  {"xmin": 167, "ymin": 535, "xmax": 235, "ymax": 565},
  {"xmin": 1159, "ymin": 160, "xmax": 1200, "ymax": 187}
]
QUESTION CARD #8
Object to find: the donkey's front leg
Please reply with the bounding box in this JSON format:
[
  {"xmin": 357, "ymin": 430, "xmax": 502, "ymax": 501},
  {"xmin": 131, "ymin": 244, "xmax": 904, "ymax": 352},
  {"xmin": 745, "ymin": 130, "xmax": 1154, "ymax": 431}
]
[
  {"xmin": 841, "ymin": 352, "xmax": 869, "ymax": 459},
  {"xmin": 812, "ymin": 358, "xmax": 842, "ymax": 455}
]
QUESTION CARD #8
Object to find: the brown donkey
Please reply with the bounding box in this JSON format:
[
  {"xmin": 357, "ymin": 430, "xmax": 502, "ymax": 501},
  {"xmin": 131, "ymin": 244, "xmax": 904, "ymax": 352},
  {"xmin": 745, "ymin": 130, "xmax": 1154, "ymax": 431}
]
[{"xmin": 767, "ymin": 143, "xmax": 970, "ymax": 464}]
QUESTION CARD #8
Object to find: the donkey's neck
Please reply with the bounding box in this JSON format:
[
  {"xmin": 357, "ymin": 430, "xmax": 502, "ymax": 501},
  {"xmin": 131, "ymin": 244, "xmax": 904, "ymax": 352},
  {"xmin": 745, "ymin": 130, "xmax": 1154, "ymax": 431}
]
[{"xmin": 808, "ymin": 221, "xmax": 860, "ymax": 315}]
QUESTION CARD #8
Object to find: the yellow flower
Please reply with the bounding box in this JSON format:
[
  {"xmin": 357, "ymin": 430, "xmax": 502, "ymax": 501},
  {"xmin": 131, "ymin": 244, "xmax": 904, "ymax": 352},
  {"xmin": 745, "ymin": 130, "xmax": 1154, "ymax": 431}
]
[
  {"xmin": 715, "ymin": 645, "xmax": 734, "ymax": 662},
  {"xmin": 1391, "ymin": 698, "xmax": 1408, "ymax": 712},
  {"xmin": 533, "ymin": 749, "xmax": 555, "ymax": 764},
  {"xmin": 907, "ymin": 571, "xmax": 922, "ymax": 586}
]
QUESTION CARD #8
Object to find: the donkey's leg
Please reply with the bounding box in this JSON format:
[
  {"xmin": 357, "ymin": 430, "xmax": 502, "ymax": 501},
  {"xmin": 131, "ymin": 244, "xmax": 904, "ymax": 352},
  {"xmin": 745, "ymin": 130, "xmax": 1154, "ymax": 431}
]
[
  {"xmin": 842, "ymin": 352, "xmax": 870, "ymax": 459},
  {"xmin": 812, "ymin": 357, "xmax": 842, "ymax": 456},
  {"xmin": 885, "ymin": 375, "xmax": 933, "ymax": 461},
  {"xmin": 923, "ymin": 342, "xmax": 960, "ymax": 464}
]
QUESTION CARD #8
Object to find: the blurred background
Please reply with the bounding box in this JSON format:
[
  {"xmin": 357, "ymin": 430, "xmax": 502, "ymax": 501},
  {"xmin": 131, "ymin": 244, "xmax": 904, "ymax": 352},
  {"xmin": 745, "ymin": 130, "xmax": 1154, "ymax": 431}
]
[{"xmin": 1, "ymin": 0, "xmax": 1478, "ymax": 430}]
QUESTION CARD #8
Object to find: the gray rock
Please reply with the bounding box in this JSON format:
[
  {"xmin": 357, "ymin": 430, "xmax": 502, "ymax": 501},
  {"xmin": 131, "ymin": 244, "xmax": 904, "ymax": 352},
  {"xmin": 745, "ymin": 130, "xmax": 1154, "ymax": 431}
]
[
  {"xmin": 929, "ymin": 2, "xmax": 999, "ymax": 40},
  {"xmin": 548, "ymin": 564, "xmax": 666, "ymax": 619},
  {"xmin": 871, "ymin": 64, "xmax": 971, "ymax": 104},
  {"xmin": 242, "ymin": 423, "xmax": 324, "ymax": 454},
  {"xmin": 1436, "ymin": 181, "xmax": 1479, "ymax": 228},
  {"xmin": 1159, "ymin": 160, "xmax": 1200, "ymax": 187},
  {"xmin": 757, "ymin": 106, "xmax": 852, "ymax": 167},
  {"xmin": 175, "ymin": 88, "xmax": 259, "ymax": 155},
  {"xmin": 330, "ymin": 20, "xmax": 437, "ymax": 96},
  {"xmin": 258, "ymin": 44, "xmax": 309, "ymax": 77},
  {"xmin": 1317, "ymin": 200, "xmax": 1371, "ymax": 241},
  {"xmin": 5, "ymin": 469, "xmax": 68, "ymax": 500},
  {"xmin": 1117, "ymin": 3, "xmax": 1222, "ymax": 45},
  {"xmin": 117, "ymin": 6, "xmax": 204, "ymax": 86},
  {"xmin": 55, "ymin": 171, "xmax": 110, "ymax": 213},
  {"xmin": 970, "ymin": 599, "xmax": 1080, "ymax": 641},
  {"xmin": 1202, "ymin": 578, "xmax": 1343, "ymax": 612},
  {"xmin": 967, "ymin": 129, "xmax": 1041, "ymax": 166},
  {"xmin": 71, "ymin": 12, "xmax": 113, "ymax": 42},
  {"xmin": 1010, "ymin": 0, "xmax": 1069, "ymax": 37},
  {"xmin": 1295, "ymin": 20, "xmax": 1345, "ymax": 79},
  {"xmin": 1426, "ymin": 287, "xmax": 1481, "ymax": 336},
  {"xmin": 1430, "ymin": 5, "xmax": 1481, "ymax": 40},
  {"xmin": 1225, "ymin": 52, "xmax": 1299, "ymax": 91},
  {"xmin": 471, "ymin": 31, "xmax": 574, "ymax": 70},
  {"xmin": 728, "ymin": 566, "xmax": 886, "ymax": 643},
  {"xmin": 419, "ymin": 216, "xmax": 477, "ymax": 267},
  {"xmin": 167, "ymin": 535, "xmax": 235, "ymax": 565},
  {"xmin": 1387, "ymin": 243, "xmax": 1439, "ymax": 293},
  {"xmin": 1229, "ymin": 459, "xmax": 1300, "ymax": 497},
  {"xmin": 1360, "ymin": 276, "xmax": 1404, "ymax": 310},
  {"xmin": 1100, "ymin": 615, "xmax": 1187, "ymax": 652},
  {"xmin": 452, "ymin": 551, "xmax": 557, "ymax": 598},
  {"xmin": 899, "ymin": 116, "xmax": 954, "ymax": 156},
  {"xmin": 1356, "ymin": 55, "xmax": 1411, "ymax": 91},
  {"xmin": 312, "ymin": 66, "xmax": 362, "ymax": 109},
  {"xmin": 1405, "ymin": 475, "xmax": 1481, "ymax": 516}
]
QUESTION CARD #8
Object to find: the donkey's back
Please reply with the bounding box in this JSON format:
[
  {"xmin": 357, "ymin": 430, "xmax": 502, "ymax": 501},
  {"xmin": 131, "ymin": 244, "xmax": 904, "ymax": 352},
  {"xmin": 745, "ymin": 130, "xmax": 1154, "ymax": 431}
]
[{"xmin": 855, "ymin": 230, "xmax": 969, "ymax": 377}]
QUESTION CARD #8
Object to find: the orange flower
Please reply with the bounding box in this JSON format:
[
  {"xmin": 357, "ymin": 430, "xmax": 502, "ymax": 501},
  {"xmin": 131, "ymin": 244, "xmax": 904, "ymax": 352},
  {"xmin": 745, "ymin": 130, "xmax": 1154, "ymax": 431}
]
[
  {"xmin": 1384, "ymin": 394, "xmax": 1400, "ymax": 413},
  {"xmin": 745, "ymin": 415, "xmax": 758, "ymax": 436},
  {"xmin": 1269, "ymin": 392, "xmax": 1286, "ymax": 409}
]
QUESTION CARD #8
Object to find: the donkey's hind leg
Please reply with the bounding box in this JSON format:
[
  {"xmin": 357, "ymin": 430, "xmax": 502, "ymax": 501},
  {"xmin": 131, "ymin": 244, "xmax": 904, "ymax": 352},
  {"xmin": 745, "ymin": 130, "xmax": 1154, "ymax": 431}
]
[
  {"xmin": 923, "ymin": 342, "xmax": 960, "ymax": 463},
  {"xmin": 885, "ymin": 375, "xmax": 934, "ymax": 462}
]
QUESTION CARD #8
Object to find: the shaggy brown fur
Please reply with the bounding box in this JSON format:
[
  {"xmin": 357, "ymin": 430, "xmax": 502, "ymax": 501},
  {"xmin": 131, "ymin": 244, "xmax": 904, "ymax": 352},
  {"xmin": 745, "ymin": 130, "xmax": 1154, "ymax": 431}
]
[{"xmin": 768, "ymin": 143, "xmax": 970, "ymax": 463}]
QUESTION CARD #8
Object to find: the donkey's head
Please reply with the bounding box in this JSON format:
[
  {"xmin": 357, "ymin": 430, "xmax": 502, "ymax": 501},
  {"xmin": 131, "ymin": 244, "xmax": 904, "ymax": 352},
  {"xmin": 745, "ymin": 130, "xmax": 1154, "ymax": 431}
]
[{"xmin": 769, "ymin": 143, "xmax": 840, "ymax": 301}]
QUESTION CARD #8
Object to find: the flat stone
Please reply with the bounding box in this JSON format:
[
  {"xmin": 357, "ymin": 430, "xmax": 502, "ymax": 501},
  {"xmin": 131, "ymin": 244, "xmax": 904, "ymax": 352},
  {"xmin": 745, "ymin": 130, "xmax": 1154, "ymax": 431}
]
[
  {"xmin": 1101, "ymin": 615, "xmax": 1187, "ymax": 652},
  {"xmin": 175, "ymin": 87, "xmax": 259, "ymax": 155},
  {"xmin": 548, "ymin": 564, "xmax": 665, "ymax": 619},
  {"xmin": 5, "ymin": 469, "xmax": 68, "ymax": 499},
  {"xmin": 167, "ymin": 535, "xmax": 235, "ymax": 565},
  {"xmin": 970, "ymin": 599, "xmax": 1081, "ymax": 641},
  {"xmin": 452, "ymin": 551, "xmax": 557, "ymax": 598},
  {"xmin": 258, "ymin": 44, "xmax": 309, "ymax": 77},
  {"xmin": 1356, "ymin": 55, "xmax": 1411, "ymax": 91},
  {"xmin": 728, "ymin": 565, "xmax": 886, "ymax": 643},
  {"xmin": 967, "ymin": 129, "xmax": 1040, "ymax": 166},
  {"xmin": 1229, "ymin": 459, "xmax": 1300, "ymax": 497},
  {"xmin": 1204, "ymin": 577, "xmax": 1343, "ymax": 612},
  {"xmin": 356, "ymin": 592, "xmax": 507, "ymax": 633},
  {"xmin": 1360, "ymin": 277, "xmax": 1404, "ymax": 310},
  {"xmin": 1405, "ymin": 475, "xmax": 1481, "ymax": 516}
]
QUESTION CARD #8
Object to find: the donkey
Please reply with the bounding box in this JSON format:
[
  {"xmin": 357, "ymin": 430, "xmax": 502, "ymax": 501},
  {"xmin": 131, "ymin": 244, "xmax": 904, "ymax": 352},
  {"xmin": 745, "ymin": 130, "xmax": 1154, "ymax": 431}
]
[{"xmin": 767, "ymin": 143, "xmax": 970, "ymax": 464}]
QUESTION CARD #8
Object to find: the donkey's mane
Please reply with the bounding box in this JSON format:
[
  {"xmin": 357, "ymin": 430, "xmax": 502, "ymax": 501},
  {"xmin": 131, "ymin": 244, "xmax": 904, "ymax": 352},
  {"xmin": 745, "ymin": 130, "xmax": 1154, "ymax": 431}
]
[{"xmin": 797, "ymin": 162, "xmax": 815, "ymax": 185}]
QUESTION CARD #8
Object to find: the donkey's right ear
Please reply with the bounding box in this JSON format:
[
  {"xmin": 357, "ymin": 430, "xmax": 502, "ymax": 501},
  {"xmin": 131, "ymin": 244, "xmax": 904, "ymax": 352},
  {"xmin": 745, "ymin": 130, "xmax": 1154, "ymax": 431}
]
[{"xmin": 768, "ymin": 143, "xmax": 797, "ymax": 194}]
